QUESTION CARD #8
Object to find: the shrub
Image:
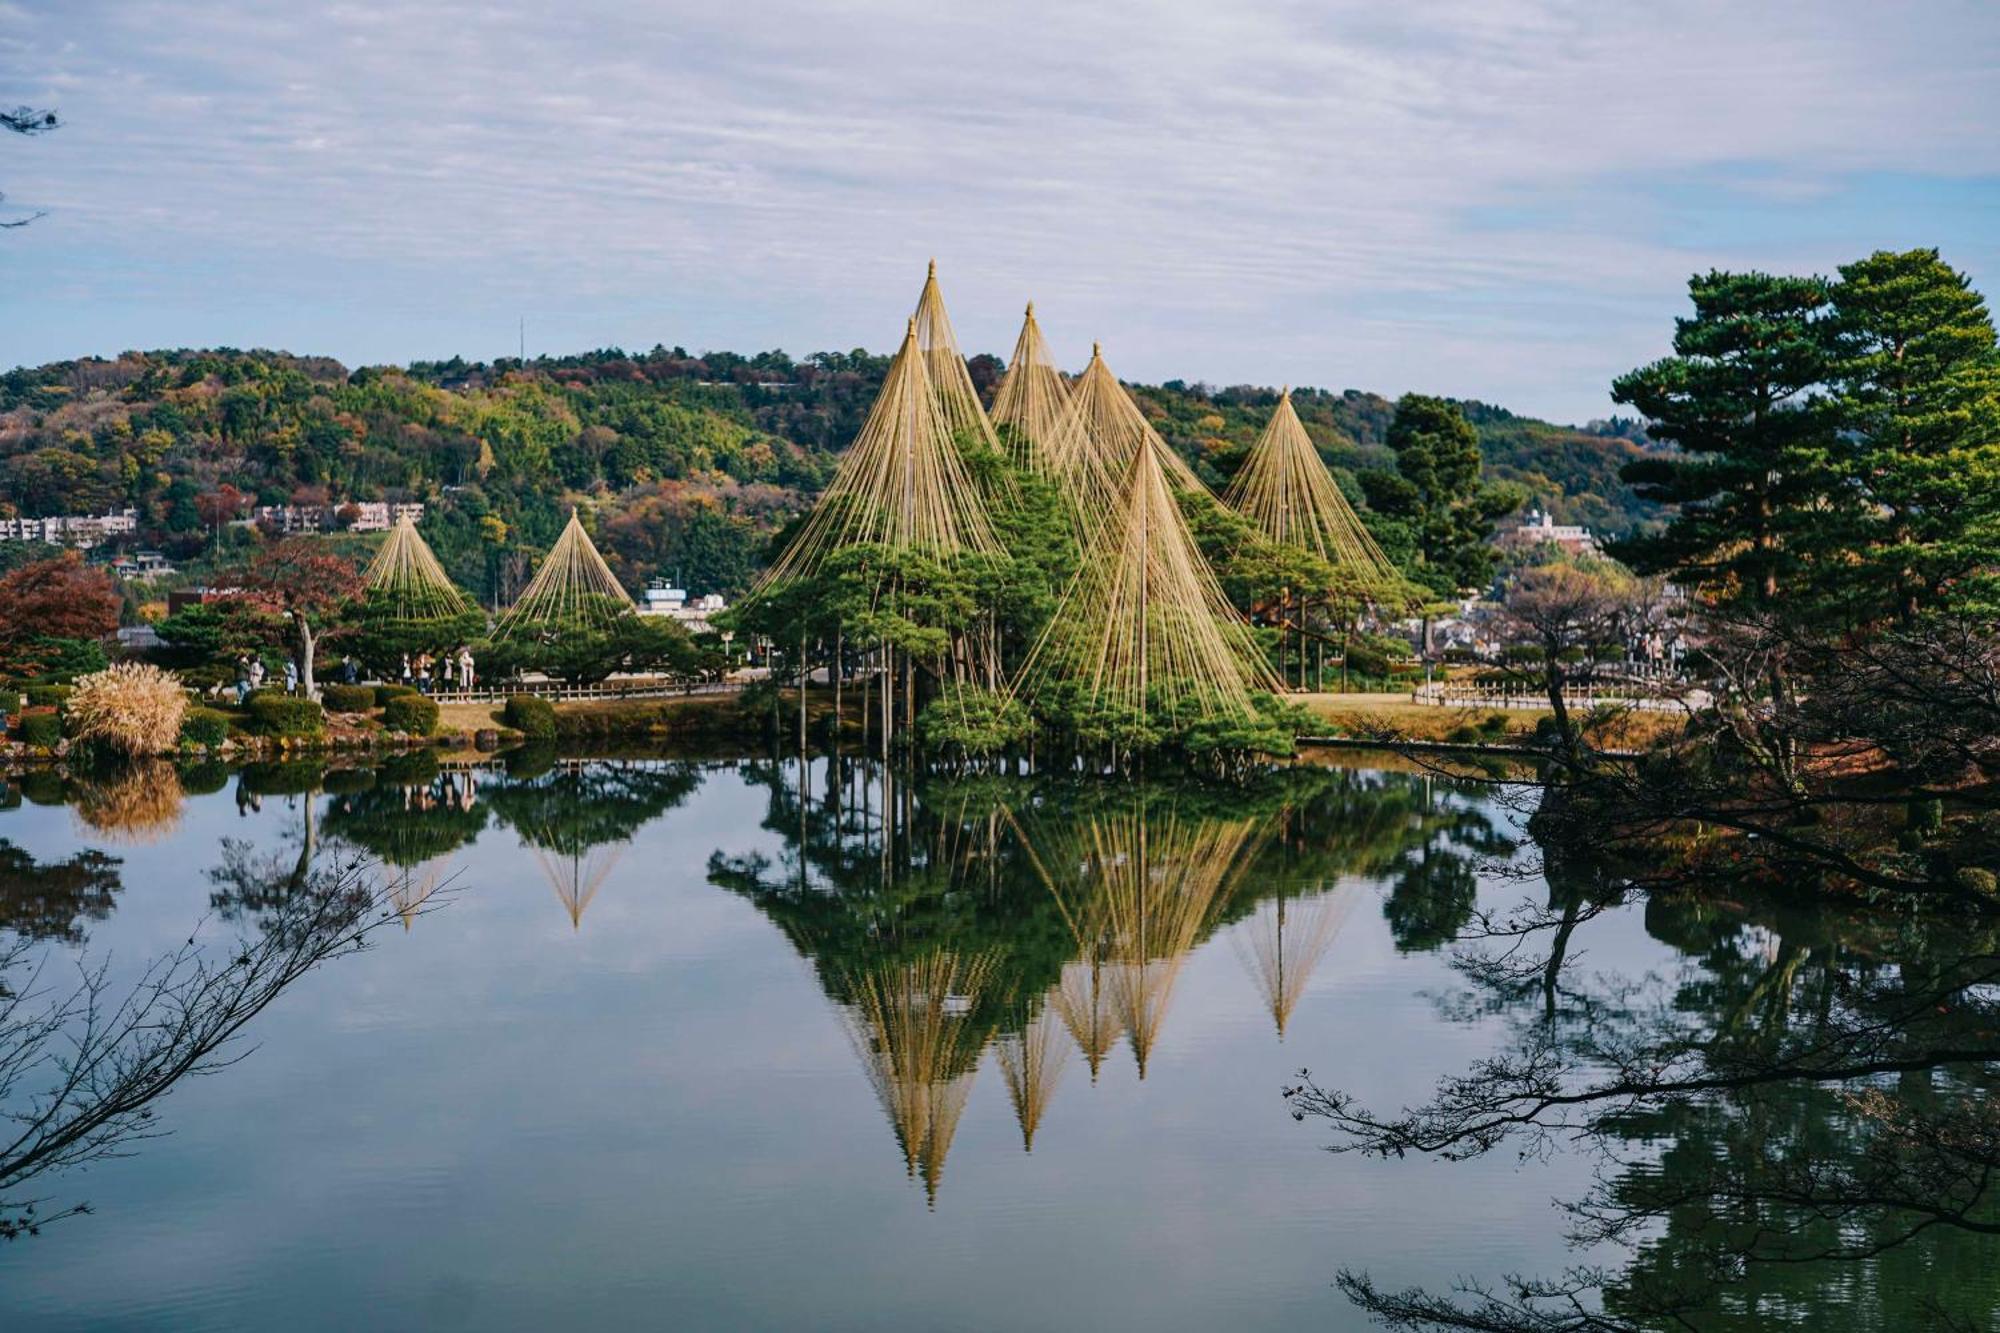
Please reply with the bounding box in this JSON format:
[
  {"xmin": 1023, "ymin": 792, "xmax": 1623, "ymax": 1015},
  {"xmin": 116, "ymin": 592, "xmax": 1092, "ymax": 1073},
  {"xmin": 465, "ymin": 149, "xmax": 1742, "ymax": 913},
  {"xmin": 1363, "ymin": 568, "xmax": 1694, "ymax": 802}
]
[
  {"xmin": 18, "ymin": 709, "xmax": 63, "ymax": 749},
  {"xmin": 381, "ymin": 693, "xmax": 440, "ymax": 735},
  {"xmin": 249, "ymin": 692, "xmax": 325, "ymax": 738},
  {"xmin": 65, "ymin": 662, "xmax": 190, "ymax": 756},
  {"xmin": 375, "ymin": 684, "xmax": 418, "ymax": 706},
  {"xmin": 1955, "ymin": 866, "xmax": 1999, "ymax": 897},
  {"xmin": 1447, "ymin": 723, "xmax": 1482, "ymax": 744},
  {"xmin": 179, "ymin": 707, "xmax": 231, "ymax": 750},
  {"xmin": 322, "ymin": 683, "xmax": 378, "ymax": 713},
  {"xmin": 503, "ymin": 693, "xmax": 557, "ymax": 740},
  {"xmin": 24, "ymin": 683, "xmax": 73, "ymax": 709}
]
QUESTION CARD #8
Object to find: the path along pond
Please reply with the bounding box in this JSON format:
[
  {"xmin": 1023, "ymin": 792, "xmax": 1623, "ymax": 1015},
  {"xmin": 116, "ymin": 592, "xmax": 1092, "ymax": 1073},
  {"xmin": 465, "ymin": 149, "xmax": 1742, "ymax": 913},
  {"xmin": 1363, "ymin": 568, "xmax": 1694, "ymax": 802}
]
[{"xmin": 0, "ymin": 750, "xmax": 1992, "ymax": 1331}]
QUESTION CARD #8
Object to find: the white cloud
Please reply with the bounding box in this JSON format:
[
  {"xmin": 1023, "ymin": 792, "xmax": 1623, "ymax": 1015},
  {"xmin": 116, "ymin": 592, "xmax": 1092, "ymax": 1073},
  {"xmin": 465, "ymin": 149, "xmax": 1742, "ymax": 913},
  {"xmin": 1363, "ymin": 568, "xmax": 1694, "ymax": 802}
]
[{"xmin": 4, "ymin": 0, "xmax": 1997, "ymax": 421}]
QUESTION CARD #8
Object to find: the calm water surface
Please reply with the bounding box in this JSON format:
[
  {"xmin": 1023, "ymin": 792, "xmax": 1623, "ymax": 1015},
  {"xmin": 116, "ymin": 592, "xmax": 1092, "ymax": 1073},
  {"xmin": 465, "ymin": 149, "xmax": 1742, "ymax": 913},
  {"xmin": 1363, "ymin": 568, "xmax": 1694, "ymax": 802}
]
[{"xmin": 0, "ymin": 751, "xmax": 1915, "ymax": 1329}]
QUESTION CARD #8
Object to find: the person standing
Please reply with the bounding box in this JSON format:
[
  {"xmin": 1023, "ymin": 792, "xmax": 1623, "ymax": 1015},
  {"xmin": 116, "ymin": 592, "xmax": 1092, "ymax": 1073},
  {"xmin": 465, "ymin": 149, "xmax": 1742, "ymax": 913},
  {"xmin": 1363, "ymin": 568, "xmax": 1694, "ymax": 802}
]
[
  {"xmin": 236, "ymin": 655, "xmax": 253, "ymax": 706},
  {"xmin": 458, "ymin": 645, "xmax": 475, "ymax": 695},
  {"xmin": 248, "ymin": 656, "xmax": 267, "ymax": 696},
  {"xmin": 284, "ymin": 658, "xmax": 299, "ymax": 696},
  {"xmin": 400, "ymin": 653, "xmax": 412, "ymax": 687}
]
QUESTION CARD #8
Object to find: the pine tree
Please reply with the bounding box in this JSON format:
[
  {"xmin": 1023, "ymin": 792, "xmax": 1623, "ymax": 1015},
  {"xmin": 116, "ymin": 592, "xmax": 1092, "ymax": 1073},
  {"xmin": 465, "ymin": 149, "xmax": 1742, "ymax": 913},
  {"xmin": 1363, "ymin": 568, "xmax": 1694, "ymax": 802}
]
[
  {"xmin": 1364, "ymin": 394, "xmax": 1521, "ymax": 653},
  {"xmin": 1829, "ymin": 248, "xmax": 2000, "ymax": 621},
  {"xmin": 1612, "ymin": 271, "xmax": 1839, "ymax": 611}
]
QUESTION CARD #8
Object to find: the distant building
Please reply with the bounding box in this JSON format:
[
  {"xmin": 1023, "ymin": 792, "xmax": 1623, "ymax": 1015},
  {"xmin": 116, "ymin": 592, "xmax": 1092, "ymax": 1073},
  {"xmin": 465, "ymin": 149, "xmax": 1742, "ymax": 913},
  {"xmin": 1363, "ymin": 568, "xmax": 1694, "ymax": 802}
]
[
  {"xmin": 1499, "ymin": 508, "xmax": 1601, "ymax": 557},
  {"xmin": 255, "ymin": 500, "xmax": 425, "ymax": 534},
  {"xmin": 167, "ymin": 585, "xmax": 240, "ymax": 615},
  {"xmin": 0, "ymin": 507, "xmax": 139, "ymax": 549},
  {"xmin": 638, "ymin": 579, "xmax": 727, "ymax": 633},
  {"xmin": 111, "ymin": 551, "xmax": 176, "ymax": 581}
]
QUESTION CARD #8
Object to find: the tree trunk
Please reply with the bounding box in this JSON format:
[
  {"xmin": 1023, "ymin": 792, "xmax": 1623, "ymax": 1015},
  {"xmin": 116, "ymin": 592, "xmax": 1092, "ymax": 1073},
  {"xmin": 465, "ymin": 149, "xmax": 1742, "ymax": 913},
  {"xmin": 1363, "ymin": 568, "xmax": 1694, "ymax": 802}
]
[{"xmin": 297, "ymin": 616, "xmax": 319, "ymax": 701}]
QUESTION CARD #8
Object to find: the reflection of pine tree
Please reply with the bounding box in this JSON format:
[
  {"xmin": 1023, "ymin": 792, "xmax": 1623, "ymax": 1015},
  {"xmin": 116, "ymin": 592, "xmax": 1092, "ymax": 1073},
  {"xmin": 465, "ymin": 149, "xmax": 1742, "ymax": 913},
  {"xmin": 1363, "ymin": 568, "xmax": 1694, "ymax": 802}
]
[
  {"xmin": 713, "ymin": 757, "xmax": 1516, "ymax": 1181},
  {"xmin": 484, "ymin": 759, "xmax": 701, "ymax": 927},
  {"xmin": 0, "ymin": 840, "xmax": 122, "ymax": 943}
]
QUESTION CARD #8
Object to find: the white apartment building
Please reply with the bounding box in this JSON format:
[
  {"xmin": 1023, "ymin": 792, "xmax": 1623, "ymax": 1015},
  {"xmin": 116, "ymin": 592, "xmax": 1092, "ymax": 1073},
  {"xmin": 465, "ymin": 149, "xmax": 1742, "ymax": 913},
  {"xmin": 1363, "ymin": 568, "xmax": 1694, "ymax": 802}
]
[{"xmin": 0, "ymin": 508, "xmax": 139, "ymax": 549}]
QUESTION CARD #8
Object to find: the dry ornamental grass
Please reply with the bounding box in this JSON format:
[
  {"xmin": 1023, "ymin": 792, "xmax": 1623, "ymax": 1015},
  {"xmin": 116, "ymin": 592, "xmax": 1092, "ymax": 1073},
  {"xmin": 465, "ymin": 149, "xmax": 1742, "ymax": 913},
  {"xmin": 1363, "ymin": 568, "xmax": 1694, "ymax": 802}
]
[{"xmin": 66, "ymin": 661, "xmax": 189, "ymax": 756}]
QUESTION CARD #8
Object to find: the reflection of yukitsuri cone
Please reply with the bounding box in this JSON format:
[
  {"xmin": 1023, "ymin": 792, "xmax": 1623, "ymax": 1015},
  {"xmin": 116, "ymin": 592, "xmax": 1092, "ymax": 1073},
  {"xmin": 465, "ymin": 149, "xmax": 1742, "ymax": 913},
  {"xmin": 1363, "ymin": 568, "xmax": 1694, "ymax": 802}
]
[
  {"xmin": 1015, "ymin": 428, "xmax": 1281, "ymax": 730},
  {"xmin": 362, "ymin": 515, "xmax": 472, "ymax": 619},
  {"xmin": 1098, "ymin": 813, "xmax": 1263, "ymax": 1078},
  {"xmin": 387, "ymin": 858, "xmax": 450, "ymax": 930},
  {"xmin": 990, "ymin": 302, "xmax": 1072, "ymax": 471},
  {"xmin": 994, "ymin": 1006, "xmax": 1069, "ymax": 1151},
  {"xmin": 1049, "ymin": 960, "xmax": 1125, "ymax": 1083},
  {"xmin": 842, "ymin": 950, "xmax": 995, "ymax": 1206},
  {"xmin": 1223, "ymin": 391, "xmax": 1404, "ymax": 592},
  {"xmin": 911, "ymin": 260, "xmax": 1002, "ymax": 456},
  {"xmin": 72, "ymin": 761, "xmax": 184, "ymax": 845},
  {"xmin": 532, "ymin": 841, "xmax": 626, "ymax": 929},
  {"xmin": 1233, "ymin": 886, "xmax": 1358, "ymax": 1038},
  {"xmin": 494, "ymin": 508, "xmax": 632, "ymax": 637},
  {"xmin": 755, "ymin": 317, "xmax": 1001, "ymax": 592},
  {"xmin": 1043, "ymin": 344, "xmax": 1205, "ymax": 533}
]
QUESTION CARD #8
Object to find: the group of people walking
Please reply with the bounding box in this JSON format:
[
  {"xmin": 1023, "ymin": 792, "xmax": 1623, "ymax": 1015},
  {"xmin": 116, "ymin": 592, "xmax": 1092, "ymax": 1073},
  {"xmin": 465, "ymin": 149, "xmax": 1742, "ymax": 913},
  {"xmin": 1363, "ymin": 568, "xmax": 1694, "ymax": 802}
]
[
  {"xmin": 234, "ymin": 644, "xmax": 477, "ymax": 705},
  {"xmin": 398, "ymin": 645, "xmax": 477, "ymax": 696}
]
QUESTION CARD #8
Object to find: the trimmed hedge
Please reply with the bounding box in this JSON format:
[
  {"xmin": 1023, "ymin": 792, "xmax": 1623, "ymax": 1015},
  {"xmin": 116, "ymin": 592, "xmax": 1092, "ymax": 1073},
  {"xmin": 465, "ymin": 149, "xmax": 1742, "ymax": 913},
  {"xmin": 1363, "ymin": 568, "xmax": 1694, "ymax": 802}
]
[
  {"xmin": 503, "ymin": 694, "xmax": 557, "ymax": 740},
  {"xmin": 375, "ymin": 683, "xmax": 418, "ymax": 706},
  {"xmin": 321, "ymin": 683, "xmax": 378, "ymax": 713},
  {"xmin": 18, "ymin": 709, "xmax": 62, "ymax": 748},
  {"xmin": 24, "ymin": 684, "xmax": 73, "ymax": 709},
  {"xmin": 249, "ymin": 692, "xmax": 325, "ymax": 737},
  {"xmin": 179, "ymin": 708, "xmax": 231, "ymax": 750},
  {"xmin": 381, "ymin": 693, "xmax": 440, "ymax": 735}
]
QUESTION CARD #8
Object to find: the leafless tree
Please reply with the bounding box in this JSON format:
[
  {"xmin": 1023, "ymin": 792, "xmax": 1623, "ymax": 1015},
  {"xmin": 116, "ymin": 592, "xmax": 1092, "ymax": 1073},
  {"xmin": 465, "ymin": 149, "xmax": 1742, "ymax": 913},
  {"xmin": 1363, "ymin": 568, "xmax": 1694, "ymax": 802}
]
[{"xmin": 0, "ymin": 850, "xmax": 430, "ymax": 1239}]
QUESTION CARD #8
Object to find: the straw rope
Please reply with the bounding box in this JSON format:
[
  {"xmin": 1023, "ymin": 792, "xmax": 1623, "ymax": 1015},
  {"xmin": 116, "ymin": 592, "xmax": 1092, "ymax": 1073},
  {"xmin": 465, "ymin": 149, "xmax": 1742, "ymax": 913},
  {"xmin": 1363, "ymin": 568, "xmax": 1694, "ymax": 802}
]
[
  {"xmin": 1223, "ymin": 391, "xmax": 1403, "ymax": 589},
  {"xmin": 1016, "ymin": 429, "xmax": 1281, "ymax": 728},
  {"xmin": 990, "ymin": 302, "xmax": 1073, "ymax": 471},
  {"xmin": 494, "ymin": 509, "xmax": 633, "ymax": 637},
  {"xmin": 362, "ymin": 516, "xmax": 472, "ymax": 620},
  {"xmin": 912, "ymin": 260, "xmax": 1002, "ymax": 455}
]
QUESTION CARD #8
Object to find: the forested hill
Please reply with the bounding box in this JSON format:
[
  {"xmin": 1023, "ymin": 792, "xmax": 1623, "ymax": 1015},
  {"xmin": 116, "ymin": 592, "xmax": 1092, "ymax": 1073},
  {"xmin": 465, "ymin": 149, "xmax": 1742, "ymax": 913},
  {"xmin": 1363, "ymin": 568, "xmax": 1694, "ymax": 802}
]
[{"xmin": 0, "ymin": 345, "xmax": 1660, "ymax": 599}]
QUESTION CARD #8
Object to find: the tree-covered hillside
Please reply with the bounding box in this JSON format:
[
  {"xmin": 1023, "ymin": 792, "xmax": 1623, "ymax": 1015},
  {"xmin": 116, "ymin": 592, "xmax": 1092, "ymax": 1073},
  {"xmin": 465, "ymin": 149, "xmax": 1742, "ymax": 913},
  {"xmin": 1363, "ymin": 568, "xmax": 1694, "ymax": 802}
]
[{"xmin": 0, "ymin": 345, "xmax": 1659, "ymax": 599}]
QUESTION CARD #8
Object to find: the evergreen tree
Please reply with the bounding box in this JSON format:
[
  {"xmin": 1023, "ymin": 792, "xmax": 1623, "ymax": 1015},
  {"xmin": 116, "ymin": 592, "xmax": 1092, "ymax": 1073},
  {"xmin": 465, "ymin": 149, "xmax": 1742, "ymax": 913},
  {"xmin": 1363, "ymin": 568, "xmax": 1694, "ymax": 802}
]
[
  {"xmin": 1829, "ymin": 248, "xmax": 2000, "ymax": 620},
  {"xmin": 1363, "ymin": 394, "xmax": 1521, "ymax": 653},
  {"xmin": 1612, "ymin": 271, "xmax": 1840, "ymax": 611}
]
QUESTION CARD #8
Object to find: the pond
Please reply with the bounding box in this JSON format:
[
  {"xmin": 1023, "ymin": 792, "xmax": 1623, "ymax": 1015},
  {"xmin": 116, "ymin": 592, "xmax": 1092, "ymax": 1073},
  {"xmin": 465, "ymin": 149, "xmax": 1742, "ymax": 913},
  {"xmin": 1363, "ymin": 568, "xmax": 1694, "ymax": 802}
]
[{"xmin": 0, "ymin": 751, "xmax": 1992, "ymax": 1330}]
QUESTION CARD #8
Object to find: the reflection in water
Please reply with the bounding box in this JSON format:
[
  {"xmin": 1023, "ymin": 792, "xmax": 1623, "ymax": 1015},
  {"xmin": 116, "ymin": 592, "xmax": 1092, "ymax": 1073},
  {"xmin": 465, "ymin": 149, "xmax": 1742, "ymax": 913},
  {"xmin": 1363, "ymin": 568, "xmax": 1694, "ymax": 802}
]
[
  {"xmin": 485, "ymin": 756, "xmax": 700, "ymax": 928},
  {"xmin": 0, "ymin": 839, "xmax": 122, "ymax": 943},
  {"xmin": 324, "ymin": 758, "xmax": 486, "ymax": 929},
  {"xmin": 1297, "ymin": 866, "xmax": 2000, "ymax": 1331},
  {"xmin": 712, "ymin": 756, "xmax": 1492, "ymax": 1199},
  {"xmin": 0, "ymin": 846, "xmax": 411, "ymax": 1240},
  {"xmin": 69, "ymin": 761, "xmax": 185, "ymax": 845}
]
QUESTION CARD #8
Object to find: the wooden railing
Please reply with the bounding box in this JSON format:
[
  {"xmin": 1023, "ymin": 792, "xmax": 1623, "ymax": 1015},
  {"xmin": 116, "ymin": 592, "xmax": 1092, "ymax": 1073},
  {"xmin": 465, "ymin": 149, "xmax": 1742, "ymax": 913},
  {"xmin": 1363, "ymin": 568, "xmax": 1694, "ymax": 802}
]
[
  {"xmin": 1411, "ymin": 679, "xmax": 1695, "ymax": 713},
  {"xmin": 421, "ymin": 676, "xmax": 748, "ymax": 706}
]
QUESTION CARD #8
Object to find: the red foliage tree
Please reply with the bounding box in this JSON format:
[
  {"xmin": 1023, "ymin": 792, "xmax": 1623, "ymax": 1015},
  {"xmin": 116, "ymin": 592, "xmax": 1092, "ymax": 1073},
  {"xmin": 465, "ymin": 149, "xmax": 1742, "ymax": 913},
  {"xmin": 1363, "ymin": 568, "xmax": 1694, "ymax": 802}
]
[
  {"xmin": 0, "ymin": 553, "xmax": 119, "ymax": 673},
  {"xmin": 234, "ymin": 540, "xmax": 359, "ymax": 698}
]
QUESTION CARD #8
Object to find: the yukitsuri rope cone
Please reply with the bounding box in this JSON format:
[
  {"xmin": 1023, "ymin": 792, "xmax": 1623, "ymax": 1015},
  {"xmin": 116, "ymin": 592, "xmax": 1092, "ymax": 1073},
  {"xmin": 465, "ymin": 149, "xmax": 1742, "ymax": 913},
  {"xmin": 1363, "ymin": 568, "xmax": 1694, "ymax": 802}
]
[
  {"xmin": 911, "ymin": 260, "xmax": 1002, "ymax": 455},
  {"xmin": 994, "ymin": 1005, "xmax": 1069, "ymax": 1151},
  {"xmin": 494, "ymin": 508, "xmax": 632, "ymax": 637},
  {"xmin": 989, "ymin": 301, "xmax": 1073, "ymax": 470},
  {"xmin": 842, "ymin": 950, "xmax": 996, "ymax": 1206},
  {"xmin": 1223, "ymin": 390, "xmax": 1404, "ymax": 591},
  {"xmin": 756, "ymin": 318, "xmax": 1001, "ymax": 591},
  {"xmin": 1007, "ymin": 807, "xmax": 1127, "ymax": 1082},
  {"xmin": 1015, "ymin": 427, "xmax": 1281, "ymax": 731},
  {"xmin": 1044, "ymin": 343, "xmax": 1206, "ymax": 534},
  {"xmin": 1233, "ymin": 885, "xmax": 1358, "ymax": 1038},
  {"xmin": 362, "ymin": 516, "xmax": 473, "ymax": 619}
]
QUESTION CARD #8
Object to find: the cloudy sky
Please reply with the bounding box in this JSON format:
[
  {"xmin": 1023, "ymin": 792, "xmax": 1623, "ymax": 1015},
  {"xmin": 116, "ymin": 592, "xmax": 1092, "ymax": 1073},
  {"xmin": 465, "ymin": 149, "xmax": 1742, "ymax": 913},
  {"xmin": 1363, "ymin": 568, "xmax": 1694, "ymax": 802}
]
[{"xmin": 4, "ymin": 0, "xmax": 1997, "ymax": 423}]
